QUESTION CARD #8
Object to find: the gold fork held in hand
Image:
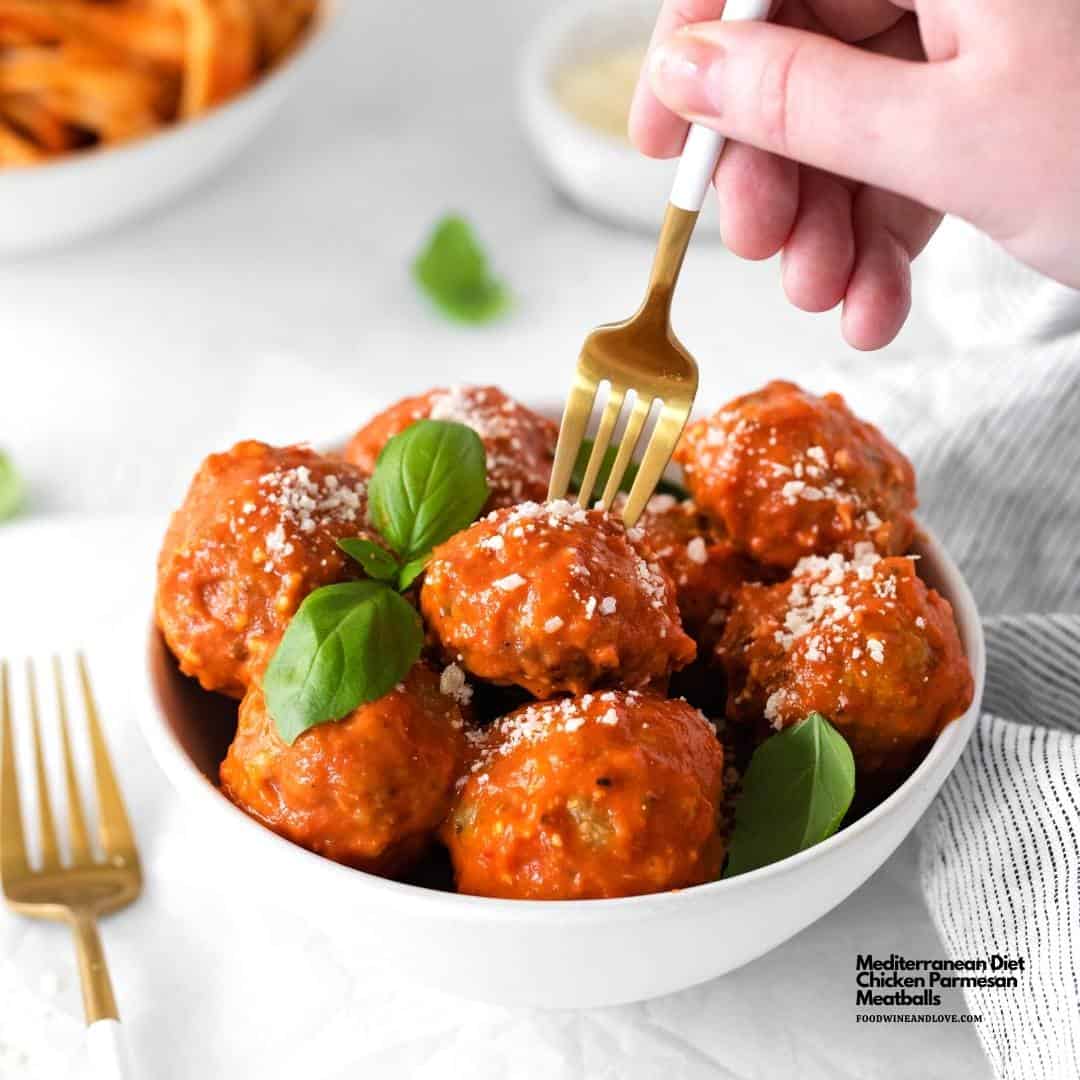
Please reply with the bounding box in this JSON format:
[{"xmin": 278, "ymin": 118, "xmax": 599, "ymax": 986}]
[
  {"xmin": 1, "ymin": 655, "xmax": 140, "ymax": 1079},
  {"xmin": 548, "ymin": 0, "xmax": 772, "ymax": 529}
]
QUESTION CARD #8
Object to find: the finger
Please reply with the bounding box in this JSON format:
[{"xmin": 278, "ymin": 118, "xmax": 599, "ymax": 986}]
[
  {"xmin": 714, "ymin": 142, "xmax": 800, "ymax": 259},
  {"xmin": 630, "ymin": 0, "xmax": 730, "ymax": 157},
  {"xmin": 780, "ymin": 169, "xmax": 855, "ymax": 312},
  {"xmin": 647, "ymin": 20, "xmax": 958, "ymax": 211},
  {"xmin": 841, "ymin": 186, "xmax": 942, "ymax": 349}
]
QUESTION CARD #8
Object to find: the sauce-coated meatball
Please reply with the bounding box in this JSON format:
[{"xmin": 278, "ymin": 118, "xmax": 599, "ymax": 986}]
[
  {"xmin": 344, "ymin": 385, "xmax": 557, "ymax": 508},
  {"xmin": 633, "ymin": 493, "xmax": 765, "ymax": 647},
  {"xmin": 156, "ymin": 441, "xmax": 377, "ymax": 698},
  {"xmin": 676, "ymin": 381, "xmax": 916, "ymax": 570},
  {"xmin": 444, "ymin": 692, "xmax": 725, "ymax": 899},
  {"xmin": 221, "ymin": 664, "xmax": 468, "ymax": 875},
  {"xmin": 420, "ymin": 500, "xmax": 696, "ymax": 698},
  {"xmin": 718, "ymin": 543, "xmax": 973, "ymax": 775}
]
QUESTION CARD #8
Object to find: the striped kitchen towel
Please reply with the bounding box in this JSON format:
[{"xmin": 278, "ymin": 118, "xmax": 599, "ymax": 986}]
[{"xmin": 819, "ymin": 327, "xmax": 1080, "ymax": 1079}]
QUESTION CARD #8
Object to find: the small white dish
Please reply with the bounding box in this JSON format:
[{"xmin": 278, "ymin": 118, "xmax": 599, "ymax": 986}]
[
  {"xmin": 139, "ymin": 409, "xmax": 985, "ymax": 1010},
  {"xmin": 520, "ymin": 0, "xmax": 718, "ymax": 234},
  {"xmin": 0, "ymin": 1, "xmax": 339, "ymax": 256}
]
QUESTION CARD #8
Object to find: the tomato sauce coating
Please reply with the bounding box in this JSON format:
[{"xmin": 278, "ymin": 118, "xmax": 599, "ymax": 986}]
[
  {"xmin": 344, "ymin": 385, "xmax": 557, "ymax": 509},
  {"xmin": 444, "ymin": 692, "xmax": 725, "ymax": 899},
  {"xmin": 718, "ymin": 543, "xmax": 974, "ymax": 775},
  {"xmin": 420, "ymin": 500, "xmax": 696, "ymax": 698},
  {"xmin": 156, "ymin": 441, "xmax": 377, "ymax": 698},
  {"xmin": 221, "ymin": 664, "xmax": 468, "ymax": 875},
  {"xmin": 675, "ymin": 381, "xmax": 917, "ymax": 570},
  {"xmin": 632, "ymin": 493, "xmax": 767, "ymax": 648}
]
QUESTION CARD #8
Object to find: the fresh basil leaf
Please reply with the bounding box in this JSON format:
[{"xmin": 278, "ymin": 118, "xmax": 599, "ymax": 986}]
[
  {"xmin": 397, "ymin": 553, "xmax": 431, "ymax": 591},
  {"xmin": 413, "ymin": 215, "xmax": 510, "ymax": 324},
  {"xmin": 369, "ymin": 419, "xmax": 488, "ymax": 561},
  {"xmin": 0, "ymin": 450, "xmax": 23, "ymax": 522},
  {"xmin": 723, "ymin": 712, "xmax": 855, "ymax": 878},
  {"xmin": 264, "ymin": 580, "xmax": 423, "ymax": 744},
  {"xmin": 337, "ymin": 537, "xmax": 399, "ymax": 582},
  {"xmin": 570, "ymin": 438, "xmax": 688, "ymax": 502}
]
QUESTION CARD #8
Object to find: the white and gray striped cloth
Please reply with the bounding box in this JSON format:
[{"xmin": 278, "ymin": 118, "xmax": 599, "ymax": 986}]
[{"xmin": 819, "ymin": 250, "xmax": 1080, "ymax": 1079}]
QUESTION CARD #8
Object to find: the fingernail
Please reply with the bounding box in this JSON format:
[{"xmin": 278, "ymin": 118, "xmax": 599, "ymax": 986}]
[{"xmin": 648, "ymin": 33, "xmax": 725, "ymax": 117}]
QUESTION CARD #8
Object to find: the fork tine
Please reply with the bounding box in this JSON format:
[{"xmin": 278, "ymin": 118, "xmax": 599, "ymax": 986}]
[
  {"xmin": 77, "ymin": 653, "xmax": 137, "ymax": 864},
  {"xmin": 26, "ymin": 660, "xmax": 60, "ymax": 872},
  {"xmin": 548, "ymin": 374, "xmax": 598, "ymax": 501},
  {"xmin": 576, "ymin": 386, "xmax": 626, "ymax": 509},
  {"xmin": 598, "ymin": 394, "xmax": 653, "ymax": 511},
  {"xmin": 54, "ymin": 655, "xmax": 93, "ymax": 866},
  {"xmin": 1, "ymin": 660, "xmax": 29, "ymax": 883},
  {"xmin": 621, "ymin": 401, "xmax": 693, "ymax": 528}
]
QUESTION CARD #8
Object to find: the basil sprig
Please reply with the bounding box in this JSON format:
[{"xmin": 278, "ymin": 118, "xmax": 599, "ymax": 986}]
[
  {"xmin": 263, "ymin": 420, "xmax": 488, "ymax": 743},
  {"xmin": 369, "ymin": 419, "xmax": 488, "ymax": 568},
  {"xmin": 723, "ymin": 712, "xmax": 855, "ymax": 878},
  {"xmin": 266, "ymin": 582, "xmax": 423, "ymax": 744},
  {"xmin": 336, "ymin": 537, "xmax": 398, "ymax": 582},
  {"xmin": 413, "ymin": 215, "xmax": 510, "ymax": 325}
]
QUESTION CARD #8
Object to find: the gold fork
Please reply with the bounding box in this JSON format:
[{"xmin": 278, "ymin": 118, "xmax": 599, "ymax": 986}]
[
  {"xmin": 1, "ymin": 654, "xmax": 139, "ymax": 1079},
  {"xmin": 548, "ymin": 0, "xmax": 772, "ymax": 528}
]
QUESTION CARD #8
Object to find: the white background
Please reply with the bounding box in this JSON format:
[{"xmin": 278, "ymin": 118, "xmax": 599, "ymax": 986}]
[{"xmin": 0, "ymin": 2, "xmax": 989, "ymax": 1077}]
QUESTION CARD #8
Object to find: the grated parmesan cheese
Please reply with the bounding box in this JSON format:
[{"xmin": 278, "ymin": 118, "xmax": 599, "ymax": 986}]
[
  {"xmin": 686, "ymin": 536, "xmax": 708, "ymax": 565},
  {"xmin": 439, "ymin": 662, "xmax": 474, "ymax": 705}
]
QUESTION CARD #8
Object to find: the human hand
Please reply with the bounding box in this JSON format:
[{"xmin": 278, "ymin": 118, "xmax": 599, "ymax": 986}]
[{"xmin": 630, "ymin": 1, "xmax": 1080, "ymax": 349}]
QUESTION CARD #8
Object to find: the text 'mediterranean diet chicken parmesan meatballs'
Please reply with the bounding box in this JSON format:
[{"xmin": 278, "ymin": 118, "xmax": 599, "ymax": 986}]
[
  {"xmin": 676, "ymin": 380, "xmax": 917, "ymax": 570},
  {"xmin": 420, "ymin": 499, "xmax": 696, "ymax": 698},
  {"xmin": 220, "ymin": 663, "xmax": 467, "ymax": 877},
  {"xmin": 344, "ymin": 385, "xmax": 557, "ymax": 509},
  {"xmin": 444, "ymin": 692, "xmax": 726, "ymax": 900},
  {"xmin": 155, "ymin": 440, "xmax": 378, "ymax": 698},
  {"xmin": 719, "ymin": 543, "xmax": 974, "ymax": 776}
]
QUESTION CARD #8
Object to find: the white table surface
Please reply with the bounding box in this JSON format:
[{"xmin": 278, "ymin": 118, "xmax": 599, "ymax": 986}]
[{"xmin": 0, "ymin": 2, "xmax": 988, "ymax": 1077}]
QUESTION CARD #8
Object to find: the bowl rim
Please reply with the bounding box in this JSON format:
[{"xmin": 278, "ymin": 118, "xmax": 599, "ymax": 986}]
[
  {"xmin": 139, "ymin": 427, "xmax": 986, "ymax": 923},
  {"xmin": 0, "ymin": 0, "xmax": 340, "ymax": 184}
]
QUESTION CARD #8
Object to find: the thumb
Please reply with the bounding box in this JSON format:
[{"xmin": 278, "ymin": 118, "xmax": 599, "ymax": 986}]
[{"xmin": 648, "ymin": 21, "xmax": 961, "ymax": 213}]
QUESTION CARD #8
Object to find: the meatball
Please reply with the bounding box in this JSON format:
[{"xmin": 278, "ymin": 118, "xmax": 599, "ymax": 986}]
[
  {"xmin": 344, "ymin": 385, "xmax": 557, "ymax": 508},
  {"xmin": 444, "ymin": 691, "xmax": 725, "ymax": 899},
  {"xmin": 718, "ymin": 543, "xmax": 974, "ymax": 775},
  {"xmin": 420, "ymin": 499, "xmax": 696, "ymax": 698},
  {"xmin": 675, "ymin": 380, "xmax": 917, "ymax": 570},
  {"xmin": 632, "ymin": 493, "xmax": 765, "ymax": 647},
  {"xmin": 221, "ymin": 663, "xmax": 468, "ymax": 875},
  {"xmin": 156, "ymin": 441, "xmax": 377, "ymax": 698}
]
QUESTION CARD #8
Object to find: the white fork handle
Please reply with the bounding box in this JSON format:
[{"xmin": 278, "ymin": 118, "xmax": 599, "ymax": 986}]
[
  {"xmin": 88, "ymin": 1019, "xmax": 134, "ymax": 1080},
  {"xmin": 669, "ymin": 0, "xmax": 773, "ymax": 212}
]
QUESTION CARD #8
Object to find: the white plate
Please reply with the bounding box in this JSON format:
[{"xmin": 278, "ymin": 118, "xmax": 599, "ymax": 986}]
[
  {"xmin": 139, "ymin": 412, "xmax": 985, "ymax": 1009},
  {"xmin": 0, "ymin": 2, "xmax": 339, "ymax": 256}
]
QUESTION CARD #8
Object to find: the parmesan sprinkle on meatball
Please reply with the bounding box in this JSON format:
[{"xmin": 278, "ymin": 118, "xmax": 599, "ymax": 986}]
[
  {"xmin": 627, "ymin": 493, "xmax": 766, "ymax": 648},
  {"xmin": 221, "ymin": 664, "xmax": 467, "ymax": 877},
  {"xmin": 344, "ymin": 385, "xmax": 557, "ymax": 508},
  {"xmin": 420, "ymin": 500, "xmax": 696, "ymax": 698},
  {"xmin": 156, "ymin": 441, "xmax": 380, "ymax": 699},
  {"xmin": 676, "ymin": 380, "xmax": 917, "ymax": 570},
  {"xmin": 718, "ymin": 544, "xmax": 973, "ymax": 775},
  {"xmin": 445, "ymin": 692, "xmax": 725, "ymax": 899}
]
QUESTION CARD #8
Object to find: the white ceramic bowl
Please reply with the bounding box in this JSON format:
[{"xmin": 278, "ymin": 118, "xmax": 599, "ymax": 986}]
[
  {"xmin": 140, "ymin": 453, "xmax": 984, "ymax": 1009},
  {"xmin": 0, "ymin": 2, "xmax": 338, "ymax": 256},
  {"xmin": 520, "ymin": 0, "xmax": 718, "ymax": 234}
]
